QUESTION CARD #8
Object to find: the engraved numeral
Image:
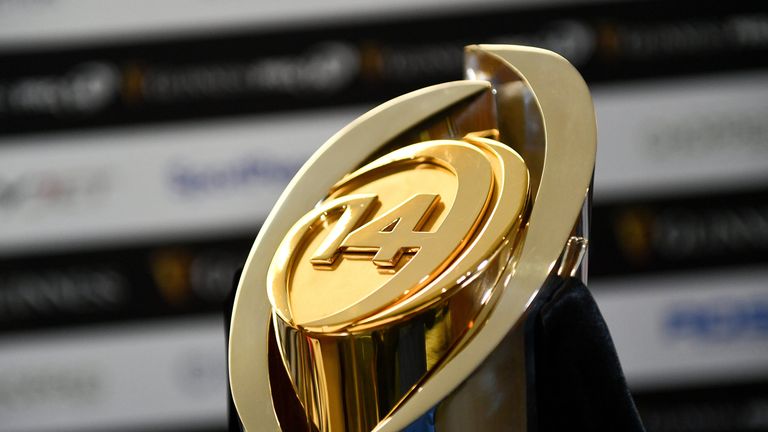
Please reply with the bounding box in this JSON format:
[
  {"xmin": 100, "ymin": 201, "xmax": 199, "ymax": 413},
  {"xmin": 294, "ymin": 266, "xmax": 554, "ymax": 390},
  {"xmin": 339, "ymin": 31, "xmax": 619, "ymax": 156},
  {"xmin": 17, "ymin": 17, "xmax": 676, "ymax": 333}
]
[
  {"xmin": 309, "ymin": 194, "xmax": 377, "ymax": 265},
  {"xmin": 310, "ymin": 193, "xmax": 440, "ymax": 268},
  {"xmin": 342, "ymin": 194, "xmax": 440, "ymax": 267}
]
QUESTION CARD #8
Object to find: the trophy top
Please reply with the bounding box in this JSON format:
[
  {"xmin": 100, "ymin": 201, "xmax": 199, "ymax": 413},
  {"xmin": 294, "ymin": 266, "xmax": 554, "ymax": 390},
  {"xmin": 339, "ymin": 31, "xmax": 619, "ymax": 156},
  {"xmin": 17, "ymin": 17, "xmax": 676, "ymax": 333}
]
[
  {"xmin": 229, "ymin": 45, "xmax": 596, "ymax": 432},
  {"xmin": 267, "ymin": 136, "xmax": 528, "ymax": 333}
]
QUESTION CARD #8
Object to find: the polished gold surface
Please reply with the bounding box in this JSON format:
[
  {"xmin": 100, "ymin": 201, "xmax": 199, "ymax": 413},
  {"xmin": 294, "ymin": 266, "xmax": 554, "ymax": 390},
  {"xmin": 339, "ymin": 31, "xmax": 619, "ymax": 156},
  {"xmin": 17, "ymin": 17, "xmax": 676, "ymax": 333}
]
[
  {"xmin": 269, "ymin": 140, "xmax": 506, "ymax": 332},
  {"xmin": 228, "ymin": 45, "xmax": 596, "ymax": 432},
  {"xmin": 377, "ymin": 45, "xmax": 595, "ymax": 432},
  {"xmin": 269, "ymin": 135, "xmax": 529, "ymax": 431},
  {"xmin": 229, "ymin": 80, "xmax": 493, "ymax": 432}
]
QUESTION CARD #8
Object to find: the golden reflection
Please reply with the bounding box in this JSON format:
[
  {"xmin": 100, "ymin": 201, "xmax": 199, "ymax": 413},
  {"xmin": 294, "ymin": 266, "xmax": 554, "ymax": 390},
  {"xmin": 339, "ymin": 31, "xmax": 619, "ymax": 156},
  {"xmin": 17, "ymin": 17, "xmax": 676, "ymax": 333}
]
[
  {"xmin": 228, "ymin": 45, "xmax": 596, "ymax": 432},
  {"xmin": 267, "ymin": 136, "xmax": 529, "ymax": 431}
]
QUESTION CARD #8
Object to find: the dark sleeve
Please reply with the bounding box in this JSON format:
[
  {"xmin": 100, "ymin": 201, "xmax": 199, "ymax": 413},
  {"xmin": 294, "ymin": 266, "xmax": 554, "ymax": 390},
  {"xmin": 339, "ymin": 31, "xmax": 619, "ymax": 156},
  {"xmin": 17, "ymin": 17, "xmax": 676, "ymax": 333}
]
[{"xmin": 532, "ymin": 278, "xmax": 646, "ymax": 432}]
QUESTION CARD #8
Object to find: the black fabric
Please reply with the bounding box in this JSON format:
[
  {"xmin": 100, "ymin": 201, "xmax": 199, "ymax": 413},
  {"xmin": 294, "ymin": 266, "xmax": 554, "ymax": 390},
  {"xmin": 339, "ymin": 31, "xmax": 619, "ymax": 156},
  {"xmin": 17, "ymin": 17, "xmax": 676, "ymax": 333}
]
[{"xmin": 533, "ymin": 278, "xmax": 646, "ymax": 432}]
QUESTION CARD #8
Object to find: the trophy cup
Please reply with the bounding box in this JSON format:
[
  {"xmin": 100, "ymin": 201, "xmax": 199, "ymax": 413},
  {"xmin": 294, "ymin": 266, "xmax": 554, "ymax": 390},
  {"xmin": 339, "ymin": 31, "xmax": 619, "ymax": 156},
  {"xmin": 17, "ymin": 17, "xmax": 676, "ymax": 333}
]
[{"xmin": 228, "ymin": 45, "xmax": 597, "ymax": 431}]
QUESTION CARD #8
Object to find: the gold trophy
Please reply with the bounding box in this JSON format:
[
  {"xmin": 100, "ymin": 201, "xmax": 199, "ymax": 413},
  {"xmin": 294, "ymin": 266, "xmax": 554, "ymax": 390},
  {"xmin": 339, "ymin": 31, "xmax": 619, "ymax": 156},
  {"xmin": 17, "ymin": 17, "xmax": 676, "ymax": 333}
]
[{"xmin": 228, "ymin": 45, "xmax": 596, "ymax": 432}]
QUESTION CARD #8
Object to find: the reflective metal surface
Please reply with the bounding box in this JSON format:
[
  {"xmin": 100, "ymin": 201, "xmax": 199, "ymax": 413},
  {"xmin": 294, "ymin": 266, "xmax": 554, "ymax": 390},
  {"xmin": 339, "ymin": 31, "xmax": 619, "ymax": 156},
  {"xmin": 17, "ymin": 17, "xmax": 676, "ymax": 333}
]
[
  {"xmin": 228, "ymin": 45, "xmax": 596, "ymax": 432},
  {"xmin": 269, "ymin": 134, "xmax": 528, "ymax": 431}
]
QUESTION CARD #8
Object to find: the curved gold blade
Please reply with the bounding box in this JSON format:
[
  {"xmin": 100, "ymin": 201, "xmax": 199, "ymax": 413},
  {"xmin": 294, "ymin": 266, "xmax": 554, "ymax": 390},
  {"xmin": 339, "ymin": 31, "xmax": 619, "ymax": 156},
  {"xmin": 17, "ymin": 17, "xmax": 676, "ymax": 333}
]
[
  {"xmin": 372, "ymin": 44, "xmax": 596, "ymax": 432},
  {"xmin": 229, "ymin": 80, "xmax": 493, "ymax": 432}
]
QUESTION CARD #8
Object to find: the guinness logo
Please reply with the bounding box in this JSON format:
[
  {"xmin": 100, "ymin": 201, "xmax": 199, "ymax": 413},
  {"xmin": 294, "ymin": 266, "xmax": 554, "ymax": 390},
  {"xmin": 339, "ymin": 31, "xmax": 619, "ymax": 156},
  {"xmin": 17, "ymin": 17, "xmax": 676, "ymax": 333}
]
[{"xmin": 268, "ymin": 134, "xmax": 528, "ymax": 332}]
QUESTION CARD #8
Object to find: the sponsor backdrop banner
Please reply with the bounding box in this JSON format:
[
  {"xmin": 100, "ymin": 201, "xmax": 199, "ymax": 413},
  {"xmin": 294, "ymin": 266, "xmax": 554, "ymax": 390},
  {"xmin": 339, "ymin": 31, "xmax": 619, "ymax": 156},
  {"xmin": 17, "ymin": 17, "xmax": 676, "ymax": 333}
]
[
  {"xmin": 2, "ymin": 1, "xmax": 768, "ymax": 431},
  {"xmin": 1, "ymin": 1, "xmax": 767, "ymax": 135}
]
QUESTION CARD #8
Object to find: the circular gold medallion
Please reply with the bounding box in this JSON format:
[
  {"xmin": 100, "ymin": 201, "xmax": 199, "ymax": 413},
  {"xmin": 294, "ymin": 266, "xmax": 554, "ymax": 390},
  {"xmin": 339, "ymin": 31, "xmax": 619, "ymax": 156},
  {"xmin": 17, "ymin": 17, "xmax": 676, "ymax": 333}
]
[{"xmin": 268, "ymin": 136, "xmax": 528, "ymax": 333}]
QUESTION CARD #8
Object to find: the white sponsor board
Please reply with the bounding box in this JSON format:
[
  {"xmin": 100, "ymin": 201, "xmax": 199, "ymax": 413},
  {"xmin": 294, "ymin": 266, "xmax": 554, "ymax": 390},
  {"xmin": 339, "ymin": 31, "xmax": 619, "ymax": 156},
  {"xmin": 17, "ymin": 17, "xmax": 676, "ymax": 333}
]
[
  {"xmin": 592, "ymin": 70, "xmax": 768, "ymax": 202},
  {"xmin": 593, "ymin": 267, "xmax": 768, "ymax": 391},
  {"xmin": 0, "ymin": 0, "xmax": 592, "ymax": 51},
  {"xmin": 0, "ymin": 316, "xmax": 227, "ymax": 432},
  {"xmin": 2, "ymin": 72, "xmax": 768, "ymax": 253},
  {"xmin": 0, "ymin": 108, "xmax": 361, "ymax": 255}
]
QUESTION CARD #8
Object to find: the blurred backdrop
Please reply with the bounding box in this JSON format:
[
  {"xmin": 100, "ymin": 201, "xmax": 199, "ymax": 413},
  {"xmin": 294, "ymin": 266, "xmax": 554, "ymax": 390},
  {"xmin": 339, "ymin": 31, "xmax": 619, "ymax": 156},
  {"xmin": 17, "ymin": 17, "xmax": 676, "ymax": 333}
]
[{"xmin": 1, "ymin": 0, "xmax": 768, "ymax": 431}]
